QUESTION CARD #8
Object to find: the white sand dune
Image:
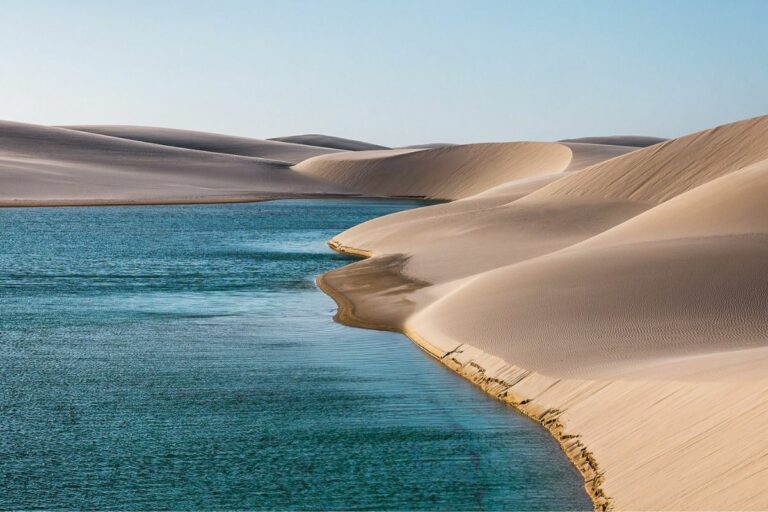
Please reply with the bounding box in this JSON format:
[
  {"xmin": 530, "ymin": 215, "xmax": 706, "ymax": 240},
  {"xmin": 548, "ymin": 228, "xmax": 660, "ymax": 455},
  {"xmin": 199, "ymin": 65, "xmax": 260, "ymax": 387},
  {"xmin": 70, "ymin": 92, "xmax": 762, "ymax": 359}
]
[
  {"xmin": 538, "ymin": 115, "xmax": 768, "ymax": 203},
  {"xmin": 270, "ymin": 133, "xmax": 388, "ymax": 151},
  {"xmin": 560, "ymin": 142, "xmax": 640, "ymax": 171},
  {"xmin": 321, "ymin": 115, "xmax": 768, "ymax": 510},
  {"xmin": 62, "ymin": 125, "xmax": 340, "ymax": 163},
  {"xmin": 295, "ymin": 142, "xmax": 586, "ymax": 200},
  {"xmin": 332, "ymin": 116, "xmax": 768, "ymax": 282},
  {"xmin": 0, "ymin": 120, "xmax": 347, "ymax": 205},
  {"xmin": 413, "ymin": 159, "xmax": 768, "ymax": 377}
]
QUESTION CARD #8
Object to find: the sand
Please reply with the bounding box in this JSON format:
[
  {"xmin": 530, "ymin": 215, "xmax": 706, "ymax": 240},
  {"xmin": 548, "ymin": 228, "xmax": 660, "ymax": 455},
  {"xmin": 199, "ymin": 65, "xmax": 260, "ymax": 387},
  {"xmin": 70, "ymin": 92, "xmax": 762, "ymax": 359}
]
[
  {"xmin": 321, "ymin": 115, "xmax": 768, "ymax": 510},
  {"xmin": 5, "ymin": 113, "xmax": 768, "ymax": 510}
]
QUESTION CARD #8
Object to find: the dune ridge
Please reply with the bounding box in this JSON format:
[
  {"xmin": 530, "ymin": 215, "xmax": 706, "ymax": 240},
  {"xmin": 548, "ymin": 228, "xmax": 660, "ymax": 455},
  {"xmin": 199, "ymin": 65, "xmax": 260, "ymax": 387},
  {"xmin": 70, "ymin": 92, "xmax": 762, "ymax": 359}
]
[{"xmin": 321, "ymin": 115, "xmax": 768, "ymax": 511}]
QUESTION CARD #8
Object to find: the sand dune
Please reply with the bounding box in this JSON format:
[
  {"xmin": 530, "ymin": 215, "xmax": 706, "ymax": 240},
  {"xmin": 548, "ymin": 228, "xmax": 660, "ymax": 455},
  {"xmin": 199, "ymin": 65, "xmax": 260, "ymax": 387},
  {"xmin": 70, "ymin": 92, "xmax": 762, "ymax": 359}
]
[
  {"xmin": 408, "ymin": 192, "xmax": 768, "ymax": 508},
  {"xmin": 412, "ymin": 168, "xmax": 768, "ymax": 376},
  {"xmin": 62, "ymin": 125, "xmax": 340, "ymax": 163},
  {"xmin": 330, "ymin": 115, "xmax": 768, "ymax": 284},
  {"xmin": 321, "ymin": 115, "xmax": 768, "ymax": 510},
  {"xmin": 585, "ymin": 157, "xmax": 768, "ymax": 244},
  {"xmin": 414, "ymin": 154, "xmax": 768, "ymax": 375},
  {"xmin": 295, "ymin": 142, "xmax": 577, "ymax": 200},
  {"xmin": 560, "ymin": 142, "xmax": 639, "ymax": 172},
  {"xmin": 270, "ymin": 134, "xmax": 388, "ymax": 151},
  {"xmin": 0, "ymin": 120, "xmax": 346, "ymax": 205},
  {"xmin": 537, "ymin": 115, "xmax": 768, "ymax": 203},
  {"xmin": 325, "ymin": 139, "xmax": 649, "ymax": 283}
]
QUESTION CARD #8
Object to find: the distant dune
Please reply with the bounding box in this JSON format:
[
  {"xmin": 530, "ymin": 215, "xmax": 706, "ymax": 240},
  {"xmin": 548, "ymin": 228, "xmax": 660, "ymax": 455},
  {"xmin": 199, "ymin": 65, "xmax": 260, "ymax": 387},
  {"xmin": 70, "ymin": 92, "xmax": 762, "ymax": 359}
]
[
  {"xmin": 269, "ymin": 134, "xmax": 388, "ymax": 151},
  {"xmin": 398, "ymin": 143, "xmax": 457, "ymax": 149},
  {"xmin": 559, "ymin": 135, "xmax": 667, "ymax": 147},
  {"xmin": 62, "ymin": 125, "xmax": 340, "ymax": 163},
  {"xmin": 0, "ymin": 121, "xmax": 345, "ymax": 206},
  {"xmin": 4, "ymin": 113, "xmax": 768, "ymax": 510}
]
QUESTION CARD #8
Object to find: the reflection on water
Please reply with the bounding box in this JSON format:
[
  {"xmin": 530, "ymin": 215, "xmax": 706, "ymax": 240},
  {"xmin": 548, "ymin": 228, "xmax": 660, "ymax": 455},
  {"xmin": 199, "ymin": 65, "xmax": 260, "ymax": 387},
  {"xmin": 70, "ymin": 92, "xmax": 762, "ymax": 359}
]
[{"xmin": 0, "ymin": 200, "xmax": 590, "ymax": 510}]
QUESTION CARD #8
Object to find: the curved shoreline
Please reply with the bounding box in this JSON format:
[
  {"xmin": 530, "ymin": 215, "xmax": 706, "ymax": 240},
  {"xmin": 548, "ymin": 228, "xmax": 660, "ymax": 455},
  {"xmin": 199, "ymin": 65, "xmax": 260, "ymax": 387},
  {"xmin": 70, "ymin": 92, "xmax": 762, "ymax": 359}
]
[
  {"xmin": 0, "ymin": 193, "xmax": 366, "ymax": 208},
  {"xmin": 317, "ymin": 243, "xmax": 610, "ymax": 512}
]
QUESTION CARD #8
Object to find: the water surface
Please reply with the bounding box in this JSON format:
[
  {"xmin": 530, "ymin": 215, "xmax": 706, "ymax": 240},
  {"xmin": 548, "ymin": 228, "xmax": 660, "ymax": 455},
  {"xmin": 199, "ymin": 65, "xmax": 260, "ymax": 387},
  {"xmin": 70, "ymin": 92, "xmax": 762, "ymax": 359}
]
[{"xmin": 0, "ymin": 199, "xmax": 590, "ymax": 510}]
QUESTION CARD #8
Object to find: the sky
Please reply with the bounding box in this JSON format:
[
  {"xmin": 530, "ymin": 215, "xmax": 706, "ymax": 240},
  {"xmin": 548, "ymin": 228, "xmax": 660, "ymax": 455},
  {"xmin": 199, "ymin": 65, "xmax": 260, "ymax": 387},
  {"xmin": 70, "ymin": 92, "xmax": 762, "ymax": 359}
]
[{"xmin": 1, "ymin": 0, "xmax": 767, "ymax": 146}]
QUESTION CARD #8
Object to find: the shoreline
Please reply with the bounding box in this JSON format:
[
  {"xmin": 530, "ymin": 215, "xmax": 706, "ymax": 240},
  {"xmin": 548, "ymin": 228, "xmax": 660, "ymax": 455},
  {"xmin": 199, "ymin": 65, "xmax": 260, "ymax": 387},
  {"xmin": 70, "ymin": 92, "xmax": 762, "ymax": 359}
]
[
  {"xmin": 317, "ymin": 243, "xmax": 610, "ymax": 512},
  {"xmin": 0, "ymin": 193, "xmax": 362, "ymax": 209},
  {"xmin": 0, "ymin": 194, "xmax": 441, "ymax": 209}
]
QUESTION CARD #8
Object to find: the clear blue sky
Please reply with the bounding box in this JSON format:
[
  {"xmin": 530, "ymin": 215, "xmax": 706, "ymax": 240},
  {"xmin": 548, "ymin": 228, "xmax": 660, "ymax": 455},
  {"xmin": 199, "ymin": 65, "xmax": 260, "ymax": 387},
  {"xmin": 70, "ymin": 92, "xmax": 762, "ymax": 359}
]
[{"xmin": 1, "ymin": 0, "xmax": 766, "ymax": 146}]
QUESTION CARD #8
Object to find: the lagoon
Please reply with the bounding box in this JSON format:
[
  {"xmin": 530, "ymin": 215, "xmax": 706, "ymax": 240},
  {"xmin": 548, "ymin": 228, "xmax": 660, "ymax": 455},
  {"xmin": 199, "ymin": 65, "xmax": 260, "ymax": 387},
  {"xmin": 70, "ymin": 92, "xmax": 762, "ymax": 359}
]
[{"xmin": 0, "ymin": 199, "xmax": 590, "ymax": 510}]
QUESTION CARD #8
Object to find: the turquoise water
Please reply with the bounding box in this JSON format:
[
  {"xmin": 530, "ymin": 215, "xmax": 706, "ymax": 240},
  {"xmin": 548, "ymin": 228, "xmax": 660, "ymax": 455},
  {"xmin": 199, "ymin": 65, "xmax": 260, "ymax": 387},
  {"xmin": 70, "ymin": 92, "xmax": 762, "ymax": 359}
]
[{"xmin": 0, "ymin": 199, "xmax": 590, "ymax": 511}]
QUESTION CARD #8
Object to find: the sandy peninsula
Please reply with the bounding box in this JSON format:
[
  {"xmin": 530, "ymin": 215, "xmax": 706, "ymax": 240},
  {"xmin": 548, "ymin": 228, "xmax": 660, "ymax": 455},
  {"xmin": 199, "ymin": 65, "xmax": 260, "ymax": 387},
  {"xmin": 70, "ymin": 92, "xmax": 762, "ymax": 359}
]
[{"xmin": 3, "ymin": 116, "xmax": 768, "ymax": 510}]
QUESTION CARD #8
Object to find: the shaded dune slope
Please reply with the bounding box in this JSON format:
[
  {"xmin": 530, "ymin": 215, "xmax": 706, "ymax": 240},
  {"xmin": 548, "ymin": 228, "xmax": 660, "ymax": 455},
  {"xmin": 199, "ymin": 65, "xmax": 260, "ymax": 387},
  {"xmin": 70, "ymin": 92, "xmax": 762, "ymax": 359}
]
[
  {"xmin": 0, "ymin": 121, "xmax": 346, "ymax": 205},
  {"xmin": 62, "ymin": 125, "xmax": 340, "ymax": 163}
]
